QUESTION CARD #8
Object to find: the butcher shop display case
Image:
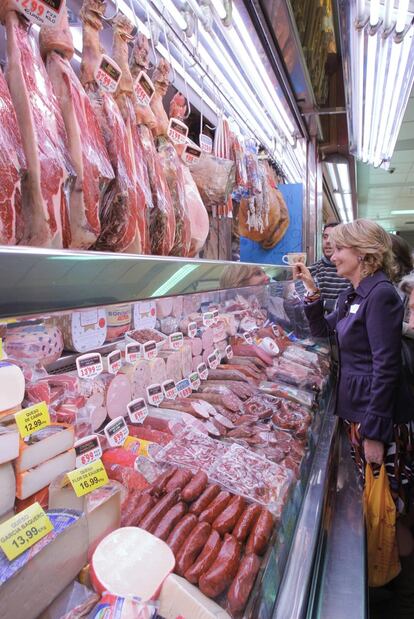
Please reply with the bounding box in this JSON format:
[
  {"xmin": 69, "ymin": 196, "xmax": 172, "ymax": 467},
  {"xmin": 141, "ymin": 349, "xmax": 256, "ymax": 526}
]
[{"xmin": 0, "ymin": 248, "xmax": 366, "ymax": 619}]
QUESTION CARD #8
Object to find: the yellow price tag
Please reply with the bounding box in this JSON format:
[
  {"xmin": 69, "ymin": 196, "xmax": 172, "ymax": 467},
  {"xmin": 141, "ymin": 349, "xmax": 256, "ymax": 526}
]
[
  {"xmin": 14, "ymin": 402, "xmax": 50, "ymax": 439},
  {"xmin": 0, "ymin": 502, "xmax": 53, "ymax": 561},
  {"xmin": 67, "ymin": 459, "xmax": 108, "ymax": 497}
]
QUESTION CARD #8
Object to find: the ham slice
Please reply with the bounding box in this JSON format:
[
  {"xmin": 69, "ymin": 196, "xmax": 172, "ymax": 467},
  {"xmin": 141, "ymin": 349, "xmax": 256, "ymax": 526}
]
[{"xmin": 39, "ymin": 10, "xmax": 114, "ymax": 249}]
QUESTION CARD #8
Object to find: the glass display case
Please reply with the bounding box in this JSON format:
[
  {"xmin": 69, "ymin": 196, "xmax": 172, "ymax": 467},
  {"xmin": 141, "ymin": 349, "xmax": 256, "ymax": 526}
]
[{"xmin": 0, "ymin": 248, "xmax": 366, "ymax": 619}]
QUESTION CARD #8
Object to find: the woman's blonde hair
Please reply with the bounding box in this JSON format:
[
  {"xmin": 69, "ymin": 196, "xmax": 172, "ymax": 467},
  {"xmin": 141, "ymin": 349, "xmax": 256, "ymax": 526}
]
[
  {"xmin": 220, "ymin": 264, "xmax": 263, "ymax": 289},
  {"xmin": 330, "ymin": 218, "xmax": 395, "ymax": 278}
]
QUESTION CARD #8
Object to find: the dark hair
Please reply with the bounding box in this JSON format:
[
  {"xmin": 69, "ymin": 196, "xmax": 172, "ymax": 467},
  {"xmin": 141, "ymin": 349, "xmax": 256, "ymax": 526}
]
[
  {"xmin": 390, "ymin": 234, "xmax": 413, "ymax": 283},
  {"xmin": 323, "ymin": 222, "xmax": 339, "ymax": 232}
]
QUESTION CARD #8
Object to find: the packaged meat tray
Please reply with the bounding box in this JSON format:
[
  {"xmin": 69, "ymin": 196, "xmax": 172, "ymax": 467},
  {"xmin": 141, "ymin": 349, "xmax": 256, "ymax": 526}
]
[
  {"xmin": 125, "ymin": 328, "xmax": 167, "ymax": 351},
  {"xmin": 155, "ymin": 427, "xmax": 227, "ymax": 472}
]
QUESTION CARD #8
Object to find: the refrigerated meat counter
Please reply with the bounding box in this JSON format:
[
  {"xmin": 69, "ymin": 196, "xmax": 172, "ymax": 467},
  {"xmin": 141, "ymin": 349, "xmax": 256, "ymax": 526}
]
[{"xmin": 0, "ymin": 248, "xmax": 366, "ymax": 619}]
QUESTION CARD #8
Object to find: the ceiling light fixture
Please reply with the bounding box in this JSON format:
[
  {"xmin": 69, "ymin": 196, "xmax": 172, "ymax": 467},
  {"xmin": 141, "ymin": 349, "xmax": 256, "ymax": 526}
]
[
  {"xmin": 324, "ymin": 159, "xmax": 354, "ymax": 222},
  {"xmin": 391, "ymin": 209, "xmax": 414, "ymax": 214}
]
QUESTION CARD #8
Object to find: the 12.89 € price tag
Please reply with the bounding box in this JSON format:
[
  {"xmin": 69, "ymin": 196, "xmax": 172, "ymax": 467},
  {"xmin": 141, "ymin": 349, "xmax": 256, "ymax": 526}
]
[
  {"xmin": 14, "ymin": 402, "xmax": 50, "ymax": 439},
  {"xmin": 67, "ymin": 459, "xmax": 108, "ymax": 498},
  {"xmin": 11, "ymin": 0, "xmax": 64, "ymax": 27},
  {"xmin": 0, "ymin": 502, "xmax": 54, "ymax": 561}
]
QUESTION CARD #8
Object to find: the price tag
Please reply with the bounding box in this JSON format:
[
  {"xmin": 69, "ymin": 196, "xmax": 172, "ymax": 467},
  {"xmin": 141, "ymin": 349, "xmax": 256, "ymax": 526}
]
[
  {"xmin": 203, "ymin": 312, "xmax": 214, "ymax": 327},
  {"xmin": 0, "ymin": 502, "xmax": 54, "ymax": 561},
  {"xmin": 243, "ymin": 332, "xmax": 253, "ymax": 345},
  {"xmin": 67, "ymin": 459, "xmax": 109, "ymax": 498},
  {"xmin": 182, "ymin": 143, "xmax": 202, "ymax": 166},
  {"xmin": 187, "ymin": 322, "xmax": 197, "ymax": 338},
  {"xmin": 167, "ymin": 117, "xmax": 189, "ymax": 144},
  {"xmin": 74, "ymin": 435, "xmax": 102, "ymax": 468},
  {"xmin": 176, "ymin": 378, "xmax": 192, "ymax": 398},
  {"xmin": 134, "ymin": 70, "xmax": 155, "ymax": 106},
  {"xmin": 146, "ymin": 383, "xmax": 164, "ymax": 407},
  {"xmin": 76, "ymin": 353, "xmax": 103, "ymax": 380},
  {"xmin": 94, "ymin": 55, "xmax": 122, "ymax": 93},
  {"xmin": 272, "ymin": 324, "xmax": 282, "ymax": 338},
  {"xmin": 107, "ymin": 350, "xmax": 122, "ymax": 375},
  {"xmin": 211, "ymin": 309, "xmax": 219, "ymax": 324},
  {"xmin": 214, "ymin": 348, "xmax": 221, "ymax": 362},
  {"xmin": 11, "ymin": 0, "xmax": 64, "ymax": 27},
  {"xmin": 143, "ymin": 340, "xmax": 157, "ymax": 360},
  {"xmin": 104, "ymin": 416, "xmax": 129, "ymax": 447},
  {"xmin": 197, "ymin": 362, "xmax": 209, "ymax": 380},
  {"xmin": 189, "ymin": 372, "xmax": 200, "ymax": 390},
  {"xmin": 0, "ymin": 338, "xmax": 3, "ymax": 360},
  {"xmin": 127, "ymin": 398, "xmax": 148, "ymax": 424},
  {"xmin": 208, "ymin": 352, "xmax": 218, "ymax": 370},
  {"xmin": 15, "ymin": 402, "xmax": 50, "ymax": 439},
  {"xmin": 200, "ymin": 133, "xmax": 213, "ymax": 154},
  {"xmin": 169, "ymin": 332, "xmax": 184, "ymax": 350},
  {"xmin": 125, "ymin": 343, "xmax": 141, "ymax": 364},
  {"xmin": 226, "ymin": 345, "xmax": 233, "ymax": 360},
  {"xmin": 162, "ymin": 379, "xmax": 178, "ymax": 400}
]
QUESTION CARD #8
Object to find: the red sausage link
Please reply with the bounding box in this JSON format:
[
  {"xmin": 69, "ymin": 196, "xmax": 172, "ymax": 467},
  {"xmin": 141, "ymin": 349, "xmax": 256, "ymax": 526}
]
[
  {"xmin": 184, "ymin": 529, "xmax": 222, "ymax": 584},
  {"xmin": 151, "ymin": 467, "xmax": 177, "ymax": 496},
  {"xmin": 212, "ymin": 495, "xmax": 246, "ymax": 535},
  {"xmin": 166, "ymin": 514, "xmax": 198, "ymax": 556},
  {"xmin": 181, "ymin": 470, "xmax": 209, "ymax": 502},
  {"xmin": 175, "ymin": 521, "xmax": 212, "ymax": 576},
  {"xmin": 165, "ymin": 468, "xmax": 193, "ymax": 492},
  {"xmin": 152, "ymin": 502, "xmax": 188, "ymax": 541},
  {"xmin": 245, "ymin": 508, "xmax": 274, "ymax": 555},
  {"xmin": 199, "ymin": 534, "xmax": 241, "ymax": 598},
  {"xmin": 138, "ymin": 489, "xmax": 180, "ymax": 532},
  {"xmin": 189, "ymin": 484, "xmax": 221, "ymax": 515},
  {"xmin": 232, "ymin": 503, "xmax": 262, "ymax": 542},
  {"xmin": 227, "ymin": 553, "xmax": 261, "ymax": 613},
  {"xmin": 199, "ymin": 491, "xmax": 231, "ymax": 524},
  {"xmin": 134, "ymin": 493, "xmax": 156, "ymax": 525}
]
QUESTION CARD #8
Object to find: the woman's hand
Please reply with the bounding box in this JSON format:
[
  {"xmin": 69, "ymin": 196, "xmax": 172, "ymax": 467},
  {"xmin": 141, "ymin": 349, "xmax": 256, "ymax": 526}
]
[
  {"xmin": 292, "ymin": 262, "xmax": 318, "ymax": 294},
  {"xmin": 364, "ymin": 439, "xmax": 384, "ymax": 465}
]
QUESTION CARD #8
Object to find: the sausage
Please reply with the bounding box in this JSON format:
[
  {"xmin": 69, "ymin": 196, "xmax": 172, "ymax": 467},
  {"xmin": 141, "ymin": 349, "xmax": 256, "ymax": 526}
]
[
  {"xmin": 138, "ymin": 489, "xmax": 180, "ymax": 532},
  {"xmin": 212, "ymin": 495, "xmax": 246, "ymax": 535},
  {"xmin": 152, "ymin": 502, "xmax": 188, "ymax": 541},
  {"xmin": 232, "ymin": 503, "xmax": 262, "ymax": 542},
  {"xmin": 166, "ymin": 514, "xmax": 198, "ymax": 555},
  {"xmin": 199, "ymin": 491, "xmax": 231, "ymax": 524},
  {"xmin": 165, "ymin": 468, "xmax": 193, "ymax": 492},
  {"xmin": 189, "ymin": 484, "xmax": 221, "ymax": 515},
  {"xmin": 245, "ymin": 508, "xmax": 274, "ymax": 555},
  {"xmin": 181, "ymin": 470, "xmax": 209, "ymax": 502},
  {"xmin": 184, "ymin": 530, "xmax": 222, "ymax": 584},
  {"xmin": 199, "ymin": 534, "xmax": 241, "ymax": 598},
  {"xmin": 151, "ymin": 467, "xmax": 177, "ymax": 496},
  {"xmin": 227, "ymin": 553, "xmax": 261, "ymax": 613},
  {"xmin": 134, "ymin": 493, "xmax": 156, "ymax": 525},
  {"xmin": 175, "ymin": 521, "xmax": 212, "ymax": 576}
]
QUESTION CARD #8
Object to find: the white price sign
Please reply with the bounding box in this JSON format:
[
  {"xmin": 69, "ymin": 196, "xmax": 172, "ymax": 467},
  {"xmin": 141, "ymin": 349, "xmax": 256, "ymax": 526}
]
[
  {"xmin": 169, "ymin": 332, "xmax": 184, "ymax": 350},
  {"xmin": 189, "ymin": 372, "xmax": 201, "ymax": 391},
  {"xmin": 182, "ymin": 143, "xmax": 201, "ymax": 166},
  {"xmin": 243, "ymin": 332, "xmax": 253, "ymax": 345},
  {"xmin": 200, "ymin": 133, "xmax": 213, "ymax": 154},
  {"xmin": 146, "ymin": 384, "xmax": 163, "ymax": 407},
  {"xmin": 104, "ymin": 417, "xmax": 129, "ymax": 447},
  {"xmin": 127, "ymin": 398, "xmax": 148, "ymax": 424},
  {"xmin": 167, "ymin": 118, "xmax": 188, "ymax": 145},
  {"xmin": 214, "ymin": 348, "xmax": 221, "ymax": 362},
  {"xmin": 187, "ymin": 322, "xmax": 197, "ymax": 338},
  {"xmin": 143, "ymin": 340, "xmax": 157, "ymax": 360},
  {"xmin": 176, "ymin": 378, "xmax": 192, "ymax": 398},
  {"xmin": 207, "ymin": 352, "xmax": 218, "ymax": 370},
  {"xmin": 226, "ymin": 345, "xmax": 233, "ymax": 360},
  {"xmin": 107, "ymin": 350, "xmax": 122, "ymax": 375},
  {"xmin": 212, "ymin": 309, "xmax": 219, "ymax": 324},
  {"xmin": 125, "ymin": 343, "xmax": 141, "ymax": 363},
  {"xmin": 162, "ymin": 379, "xmax": 178, "ymax": 400},
  {"xmin": 74, "ymin": 435, "xmax": 102, "ymax": 468},
  {"xmin": 197, "ymin": 362, "xmax": 209, "ymax": 380},
  {"xmin": 134, "ymin": 70, "xmax": 154, "ymax": 106},
  {"xmin": 94, "ymin": 55, "xmax": 121, "ymax": 93},
  {"xmin": 203, "ymin": 312, "xmax": 214, "ymax": 327},
  {"xmin": 11, "ymin": 0, "xmax": 64, "ymax": 27},
  {"xmin": 76, "ymin": 353, "xmax": 103, "ymax": 380}
]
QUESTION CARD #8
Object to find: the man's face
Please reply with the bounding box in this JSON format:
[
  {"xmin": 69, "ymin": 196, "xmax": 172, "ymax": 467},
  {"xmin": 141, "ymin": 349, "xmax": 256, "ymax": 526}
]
[{"xmin": 322, "ymin": 226, "xmax": 335, "ymax": 260}]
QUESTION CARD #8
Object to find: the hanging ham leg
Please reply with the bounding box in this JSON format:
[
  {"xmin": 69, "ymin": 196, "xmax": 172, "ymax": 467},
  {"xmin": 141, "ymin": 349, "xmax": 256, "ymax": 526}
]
[{"xmin": 39, "ymin": 8, "xmax": 114, "ymax": 249}]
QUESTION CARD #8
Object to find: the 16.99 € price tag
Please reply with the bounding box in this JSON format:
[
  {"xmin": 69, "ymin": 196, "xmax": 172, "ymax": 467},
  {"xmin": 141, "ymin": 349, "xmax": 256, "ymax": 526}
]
[
  {"xmin": 67, "ymin": 459, "xmax": 108, "ymax": 498},
  {"xmin": 0, "ymin": 502, "xmax": 54, "ymax": 561},
  {"xmin": 15, "ymin": 401, "xmax": 50, "ymax": 439}
]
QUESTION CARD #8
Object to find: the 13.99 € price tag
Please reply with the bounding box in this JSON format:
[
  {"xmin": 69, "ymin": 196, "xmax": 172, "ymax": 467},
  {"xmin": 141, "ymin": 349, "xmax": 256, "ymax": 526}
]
[
  {"xmin": 76, "ymin": 353, "xmax": 103, "ymax": 380},
  {"xmin": 0, "ymin": 502, "xmax": 54, "ymax": 561},
  {"xmin": 15, "ymin": 401, "xmax": 50, "ymax": 439},
  {"xmin": 67, "ymin": 459, "xmax": 108, "ymax": 498},
  {"xmin": 11, "ymin": 0, "xmax": 64, "ymax": 27}
]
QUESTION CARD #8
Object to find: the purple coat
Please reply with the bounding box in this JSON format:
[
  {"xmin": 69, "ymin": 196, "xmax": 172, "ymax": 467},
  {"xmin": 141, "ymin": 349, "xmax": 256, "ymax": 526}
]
[{"xmin": 305, "ymin": 270, "xmax": 403, "ymax": 443}]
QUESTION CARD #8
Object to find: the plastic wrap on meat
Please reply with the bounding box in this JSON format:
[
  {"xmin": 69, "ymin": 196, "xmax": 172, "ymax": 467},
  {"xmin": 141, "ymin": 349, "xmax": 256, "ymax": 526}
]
[
  {"xmin": 259, "ymin": 381, "xmax": 315, "ymax": 409},
  {"xmin": 190, "ymin": 153, "xmax": 236, "ymax": 209},
  {"xmin": 154, "ymin": 427, "xmax": 227, "ymax": 472}
]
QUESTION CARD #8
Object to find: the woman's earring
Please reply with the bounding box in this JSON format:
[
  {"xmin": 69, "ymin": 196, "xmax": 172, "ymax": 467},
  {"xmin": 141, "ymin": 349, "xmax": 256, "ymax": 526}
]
[{"xmin": 358, "ymin": 256, "xmax": 363, "ymax": 262}]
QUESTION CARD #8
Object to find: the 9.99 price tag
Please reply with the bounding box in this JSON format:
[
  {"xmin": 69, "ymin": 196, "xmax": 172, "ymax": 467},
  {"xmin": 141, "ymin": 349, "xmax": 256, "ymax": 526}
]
[
  {"xmin": 197, "ymin": 362, "xmax": 209, "ymax": 380},
  {"xmin": 125, "ymin": 343, "xmax": 141, "ymax": 364},
  {"xmin": 176, "ymin": 378, "xmax": 192, "ymax": 398},
  {"xmin": 104, "ymin": 416, "xmax": 129, "ymax": 447},
  {"xmin": 134, "ymin": 70, "xmax": 155, "ymax": 106},
  {"xmin": 143, "ymin": 340, "xmax": 157, "ymax": 360},
  {"xmin": 203, "ymin": 312, "xmax": 214, "ymax": 327},
  {"xmin": 107, "ymin": 350, "xmax": 122, "ymax": 375},
  {"xmin": 169, "ymin": 332, "xmax": 183, "ymax": 350},
  {"xmin": 189, "ymin": 372, "xmax": 200, "ymax": 390},
  {"xmin": 74, "ymin": 435, "xmax": 102, "ymax": 468},
  {"xmin": 76, "ymin": 353, "xmax": 103, "ymax": 380},
  {"xmin": 0, "ymin": 502, "xmax": 54, "ymax": 561},
  {"xmin": 146, "ymin": 384, "xmax": 164, "ymax": 407},
  {"xmin": 187, "ymin": 322, "xmax": 197, "ymax": 338},
  {"xmin": 127, "ymin": 398, "xmax": 148, "ymax": 424},
  {"xmin": 67, "ymin": 459, "xmax": 108, "ymax": 498},
  {"xmin": 15, "ymin": 401, "xmax": 50, "ymax": 439},
  {"xmin": 11, "ymin": 0, "xmax": 64, "ymax": 27},
  {"xmin": 162, "ymin": 379, "xmax": 177, "ymax": 400},
  {"xmin": 208, "ymin": 352, "xmax": 218, "ymax": 370}
]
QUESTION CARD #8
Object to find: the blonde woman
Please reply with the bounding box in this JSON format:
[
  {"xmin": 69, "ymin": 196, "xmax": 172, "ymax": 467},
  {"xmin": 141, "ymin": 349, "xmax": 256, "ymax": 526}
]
[{"xmin": 219, "ymin": 264, "xmax": 270, "ymax": 289}]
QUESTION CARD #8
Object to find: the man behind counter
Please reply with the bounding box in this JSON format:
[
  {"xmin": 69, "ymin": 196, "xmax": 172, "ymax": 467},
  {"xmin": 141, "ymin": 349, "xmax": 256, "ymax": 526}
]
[{"xmin": 310, "ymin": 222, "xmax": 350, "ymax": 312}]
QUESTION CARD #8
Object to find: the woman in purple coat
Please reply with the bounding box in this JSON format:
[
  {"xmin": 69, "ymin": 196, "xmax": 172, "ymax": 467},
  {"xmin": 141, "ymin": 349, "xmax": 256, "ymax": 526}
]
[{"xmin": 294, "ymin": 219, "xmax": 410, "ymax": 509}]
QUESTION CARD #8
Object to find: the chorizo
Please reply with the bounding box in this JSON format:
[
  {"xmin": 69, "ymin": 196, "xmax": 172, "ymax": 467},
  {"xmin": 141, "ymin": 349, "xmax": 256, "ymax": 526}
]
[
  {"xmin": 181, "ymin": 470, "xmax": 209, "ymax": 502},
  {"xmin": 165, "ymin": 468, "xmax": 193, "ymax": 492},
  {"xmin": 134, "ymin": 493, "xmax": 156, "ymax": 526},
  {"xmin": 184, "ymin": 529, "xmax": 222, "ymax": 584},
  {"xmin": 227, "ymin": 553, "xmax": 261, "ymax": 614},
  {"xmin": 232, "ymin": 503, "xmax": 262, "ymax": 542},
  {"xmin": 138, "ymin": 489, "xmax": 180, "ymax": 532},
  {"xmin": 212, "ymin": 495, "xmax": 246, "ymax": 535},
  {"xmin": 189, "ymin": 484, "xmax": 221, "ymax": 515},
  {"xmin": 166, "ymin": 514, "xmax": 198, "ymax": 555},
  {"xmin": 151, "ymin": 467, "xmax": 177, "ymax": 496},
  {"xmin": 245, "ymin": 508, "xmax": 274, "ymax": 555},
  {"xmin": 152, "ymin": 502, "xmax": 188, "ymax": 541},
  {"xmin": 175, "ymin": 521, "xmax": 211, "ymax": 576},
  {"xmin": 199, "ymin": 534, "xmax": 241, "ymax": 598},
  {"xmin": 199, "ymin": 491, "xmax": 231, "ymax": 524}
]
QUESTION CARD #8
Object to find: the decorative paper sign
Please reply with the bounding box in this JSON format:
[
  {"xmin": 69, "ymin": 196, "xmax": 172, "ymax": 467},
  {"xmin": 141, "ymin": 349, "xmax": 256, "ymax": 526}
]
[
  {"xmin": 67, "ymin": 459, "xmax": 108, "ymax": 498},
  {"xmin": 0, "ymin": 503, "xmax": 53, "ymax": 561},
  {"xmin": 15, "ymin": 402, "xmax": 50, "ymax": 439}
]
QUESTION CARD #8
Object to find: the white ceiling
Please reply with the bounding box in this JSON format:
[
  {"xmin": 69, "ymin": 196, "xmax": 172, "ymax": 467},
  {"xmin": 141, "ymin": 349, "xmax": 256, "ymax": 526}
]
[{"xmin": 357, "ymin": 88, "xmax": 414, "ymax": 232}]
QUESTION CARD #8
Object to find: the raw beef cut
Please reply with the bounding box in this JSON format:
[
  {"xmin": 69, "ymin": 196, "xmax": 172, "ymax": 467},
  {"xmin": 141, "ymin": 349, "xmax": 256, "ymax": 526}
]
[
  {"xmin": 2, "ymin": 8, "xmax": 74, "ymax": 248},
  {"xmin": 0, "ymin": 67, "xmax": 25, "ymax": 245},
  {"xmin": 39, "ymin": 9, "xmax": 114, "ymax": 249},
  {"xmin": 129, "ymin": 36, "xmax": 175, "ymax": 255},
  {"xmin": 79, "ymin": 0, "xmax": 139, "ymax": 253}
]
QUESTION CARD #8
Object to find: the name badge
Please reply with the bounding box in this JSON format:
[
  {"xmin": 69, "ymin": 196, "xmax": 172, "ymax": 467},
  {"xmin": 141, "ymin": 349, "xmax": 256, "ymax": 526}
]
[{"xmin": 349, "ymin": 304, "xmax": 360, "ymax": 314}]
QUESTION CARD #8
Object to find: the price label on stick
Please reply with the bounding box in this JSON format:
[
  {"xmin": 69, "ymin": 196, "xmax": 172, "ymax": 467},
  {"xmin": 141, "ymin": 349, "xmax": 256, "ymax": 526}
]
[
  {"xmin": 76, "ymin": 353, "xmax": 103, "ymax": 380},
  {"xmin": 203, "ymin": 312, "xmax": 214, "ymax": 327},
  {"xmin": 182, "ymin": 143, "xmax": 202, "ymax": 166},
  {"xmin": 104, "ymin": 416, "xmax": 129, "ymax": 447},
  {"xmin": 214, "ymin": 348, "xmax": 221, "ymax": 362},
  {"xmin": 212, "ymin": 309, "xmax": 219, "ymax": 324},
  {"xmin": 200, "ymin": 133, "xmax": 213, "ymax": 154},
  {"xmin": 146, "ymin": 383, "xmax": 164, "ymax": 407},
  {"xmin": 143, "ymin": 340, "xmax": 157, "ymax": 360},
  {"xmin": 134, "ymin": 70, "xmax": 155, "ymax": 106},
  {"xmin": 0, "ymin": 502, "xmax": 54, "ymax": 561},
  {"xmin": 107, "ymin": 350, "xmax": 122, "ymax": 375},
  {"xmin": 11, "ymin": 0, "xmax": 64, "ymax": 27},
  {"xmin": 94, "ymin": 55, "xmax": 121, "ymax": 94},
  {"xmin": 243, "ymin": 332, "xmax": 253, "ymax": 345},
  {"xmin": 187, "ymin": 322, "xmax": 197, "ymax": 338},
  {"xmin": 127, "ymin": 398, "xmax": 148, "ymax": 424},
  {"xmin": 167, "ymin": 117, "xmax": 188, "ymax": 145},
  {"xmin": 226, "ymin": 345, "xmax": 233, "ymax": 360},
  {"xmin": 67, "ymin": 459, "xmax": 108, "ymax": 498},
  {"xmin": 15, "ymin": 402, "xmax": 50, "ymax": 439},
  {"xmin": 162, "ymin": 379, "xmax": 178, "ymax": 400},
  {"xmin": 74, "ymin": 435, "xmax": 102, "ymax": 468},
  {"xmin": 176, "ymin": 378, "xmax": 192, "ymax": 398},
  {"xmin": 208, "ymin": 352, "xmax": 218, "ymax": 370},
  {"xmin": 189, "ymin": 372, "xmax": 201, "ymax": 390},
  {"xmin": 125, "ymin": 343, "xmax": 141, "ymax": 364},
  {"xmin": 197, "ymin": 362, "xmax": 209, "ymax": 380},
  {"xmin": 169, "ymin": 332, "xmax": 184, "ymax": 350}
]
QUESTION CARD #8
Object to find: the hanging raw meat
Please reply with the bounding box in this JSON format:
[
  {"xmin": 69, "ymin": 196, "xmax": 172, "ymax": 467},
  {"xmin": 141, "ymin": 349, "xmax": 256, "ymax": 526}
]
[
  {"xmin": 169, "ymin": 92, "xmax": 209, "ymax": 257},
  {"xmin": 79, "ymin": 0, "xmax": 139, "ymax": 253},
  {"xmin": 1, "ymin": 5, "xmax": 74, "ymax": 248},
  {"xmin": 129, "ymin": 35, "xmax": 175, "ymax": 255},
  {"xmin": 0, "ymin": 66, "xmax": 26, "ymax": 245},
  {"xmin": 39, "ymin": 8, "xmax": 114, "ymax": 250},
  {"xmin": 151, "ymin": 61, "xmax": 191, "ymax": 256}
]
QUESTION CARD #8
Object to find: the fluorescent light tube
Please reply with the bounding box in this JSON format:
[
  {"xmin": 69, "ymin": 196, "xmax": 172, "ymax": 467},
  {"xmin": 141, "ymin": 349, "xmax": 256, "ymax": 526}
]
[
  {"xmin": 336, "ymin": 163, "xmax": 351, "ymax": 193},
  {"xmin": 391, "ymin": 209, "xmax": 414, "ymax": 215},
  {"xmin": 151, "ymin": 265, "xmax": 200, "ymax": 296},
  {"xmin": 396, "ymin": 0, "xmax": 409, "ymax": 32}
]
